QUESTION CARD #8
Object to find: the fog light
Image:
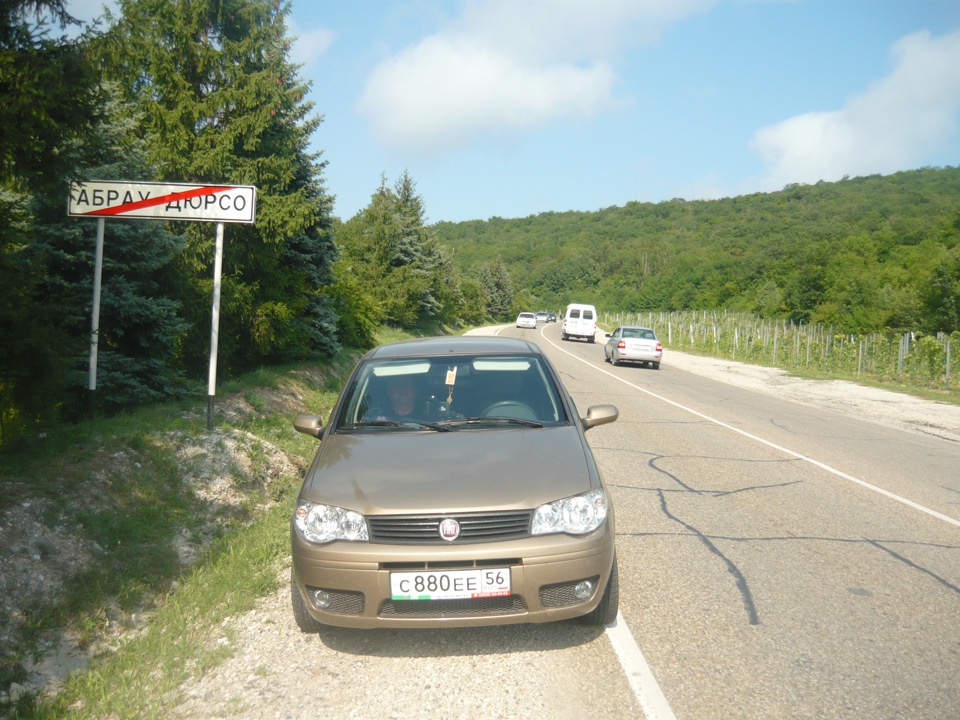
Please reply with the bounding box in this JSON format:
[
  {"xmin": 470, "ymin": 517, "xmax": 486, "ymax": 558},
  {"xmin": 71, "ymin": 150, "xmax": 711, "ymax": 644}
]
[
  {"xmin": 574, "ymin": 580, "xmax": 595, "ymax": 600},
  {"xmin": 311, "ymin": 589, "xmax": 332, "ymax": 609}
]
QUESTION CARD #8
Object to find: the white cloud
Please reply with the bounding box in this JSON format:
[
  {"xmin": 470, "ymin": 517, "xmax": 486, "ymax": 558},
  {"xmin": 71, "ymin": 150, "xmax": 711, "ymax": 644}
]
[
  {"xmin": 290, "ymin": 25, "xmax": 335, "ymax": 70},
  {"xmin": 356, "ymin": 0, "xmax": 713, "ymax": 154},
  {"xmin": 752, "ymin": 29, "xmax": 960, "ymax": 189}
]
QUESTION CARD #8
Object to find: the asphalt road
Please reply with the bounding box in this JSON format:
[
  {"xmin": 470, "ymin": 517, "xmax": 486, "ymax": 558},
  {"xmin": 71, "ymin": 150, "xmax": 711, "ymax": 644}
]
[
  {"xmin": 516, "ymin": 321, "xmax": 960, "ymax": 720},
  {"xmin": 174, "ymin": 323, "xmax": 960, "ymax": 720}
]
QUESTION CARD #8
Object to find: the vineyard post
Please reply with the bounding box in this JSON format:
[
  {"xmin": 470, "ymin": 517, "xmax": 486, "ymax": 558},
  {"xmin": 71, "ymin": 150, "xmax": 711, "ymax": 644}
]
[{"xmin": 946, "ymin": 339, "xmax": 951, "ymax": 390}]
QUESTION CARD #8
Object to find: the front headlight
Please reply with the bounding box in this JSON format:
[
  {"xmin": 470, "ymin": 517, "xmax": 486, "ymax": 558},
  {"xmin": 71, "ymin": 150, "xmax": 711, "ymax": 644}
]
[
  {"xmin": 294, "ymin": 501, "xmax": 369, "ymax": 544},
  {"xmin": 532, "ymin": 489, "xmax": 608, "ymax": 536}
]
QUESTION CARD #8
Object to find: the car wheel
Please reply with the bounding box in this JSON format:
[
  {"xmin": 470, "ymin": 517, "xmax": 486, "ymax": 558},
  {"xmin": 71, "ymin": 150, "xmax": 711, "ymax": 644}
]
[
  {"xmin": 653, "ymin": 362, "xmax": 660, "ymax": 370},
  {"xmin": 562, "ymin": 332, "xmax": 568, "ymax": 341},
  {"xmin": 291, "ymin": 571, "xmax": 325, "ymax": 633},
  {"xmin": 581, "ymin": 553, "xmax": 619, "ymax": 626},
  {"xmin": 611, "ymin": 356, "xmax": 619, "ymax": 366},
  {"xmin": 588, "ymin": 335, "xmax": 595, "ymax": 344}
]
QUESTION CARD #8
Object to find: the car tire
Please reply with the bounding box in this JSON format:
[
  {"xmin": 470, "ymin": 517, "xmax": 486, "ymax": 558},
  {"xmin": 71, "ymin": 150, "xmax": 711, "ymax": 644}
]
[
  {"xmin": 611, "ymin": 356, "xmax": 619, "ymax": 366},
  {"xmin": 291, "ymin": 571, "xmax": 326, "ymax": 633},
  {"xmin": 588, "ymin": 335, "xmax": 595, "ymax": 344},
  {"xmin": 581, "ymin": 553, "xmax": 619, "ymax": 626},
  {"xmin": 653, "ymin": 362, "xmax": 660, "ymax": 370},
  {"xmin": 562, "ymin": 333, "xmax": 568, "ymax": 341}
]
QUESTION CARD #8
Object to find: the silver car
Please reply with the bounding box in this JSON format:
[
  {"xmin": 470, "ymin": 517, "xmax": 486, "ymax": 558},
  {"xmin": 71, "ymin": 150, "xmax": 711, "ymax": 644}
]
[
  {"xmin": 291, "ymin": 336, "xmax": 619, "ymax": 630},
  {"xmin": 604, "ymin": 326, "xmax": 663, "ymax": 368}
]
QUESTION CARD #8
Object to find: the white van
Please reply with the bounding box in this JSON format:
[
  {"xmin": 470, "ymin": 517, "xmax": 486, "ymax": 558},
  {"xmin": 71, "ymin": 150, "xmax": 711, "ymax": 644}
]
[{"xmin": 561, "ymin": 303, "xmax": 598, "ymax": 343}]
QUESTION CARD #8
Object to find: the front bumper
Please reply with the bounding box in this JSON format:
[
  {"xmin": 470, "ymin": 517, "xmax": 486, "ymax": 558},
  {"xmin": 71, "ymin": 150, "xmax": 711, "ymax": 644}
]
[{"xmin": 291, "ymin": 524, "xmax": 616, "ymax": 629}]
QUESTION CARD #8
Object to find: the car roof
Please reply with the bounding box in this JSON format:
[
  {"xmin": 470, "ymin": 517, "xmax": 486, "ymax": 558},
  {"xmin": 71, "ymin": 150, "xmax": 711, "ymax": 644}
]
[
  {"xmin": 619, "ymin": 326, "xmax": 655, "ymax": 331},
  {"xmin": 363, "ymin": 335, "xmax": 543, "ymax": 360}
]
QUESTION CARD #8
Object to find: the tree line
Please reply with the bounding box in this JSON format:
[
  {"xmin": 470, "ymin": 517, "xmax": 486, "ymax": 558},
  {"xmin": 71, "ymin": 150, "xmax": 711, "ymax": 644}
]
[{"xmin": 435, "ymin": 166, "xmax": 960, "ymax": 336}]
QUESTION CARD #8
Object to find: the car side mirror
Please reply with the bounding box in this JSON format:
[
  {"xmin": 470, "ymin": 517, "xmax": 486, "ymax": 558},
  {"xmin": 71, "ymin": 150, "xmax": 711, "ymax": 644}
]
[
  {"xmin": 294, "ymin": 414, "xmax": 324, "ymax": 438},
  {"xmin": 583, "ymin": 404, "xmax": 618, "ymax": 430}
]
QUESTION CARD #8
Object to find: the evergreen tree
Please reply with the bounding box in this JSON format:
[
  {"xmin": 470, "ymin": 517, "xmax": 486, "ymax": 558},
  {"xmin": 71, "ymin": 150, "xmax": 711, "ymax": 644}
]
[
  {"xmin": 336, "ymin": 172, "xmax": 459, "ymax": 329},
  {"xmin": 1, "ymin": 0, "xmax": 104, "ymax": 439},
  {"xmin": 477, "ymin": 257, "xmax": 514, "ymax": 320},
  {"xmin": 393, "ymin": 171, "xmax": 443, "ymax": 321},
  {"xmin": 34, "ymin": 87, "xmax": 190, "ymax": 417},
  {"xmin": 100, "ymin": 0, "xmax": 339, "ymax": 374}
]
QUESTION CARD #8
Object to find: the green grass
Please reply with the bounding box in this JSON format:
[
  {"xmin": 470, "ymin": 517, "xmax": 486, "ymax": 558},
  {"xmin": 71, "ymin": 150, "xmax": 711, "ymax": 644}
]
[
  {"xmin": 0, "ymin": 350, "xmax": 354, "ymax": 719},
  {"xmin": 35, "ymin": 498, "xmax": 296, "ymax": 720},
  {"xmin": 665, "ymin": 338, "xmax": 960, "ymax": 407}
]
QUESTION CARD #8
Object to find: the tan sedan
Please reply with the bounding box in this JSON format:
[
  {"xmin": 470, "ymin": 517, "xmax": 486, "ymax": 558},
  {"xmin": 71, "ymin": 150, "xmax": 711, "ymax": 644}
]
[{"xmin": 291, "ymin": 336, "xmax": 619, "ymax": 630}]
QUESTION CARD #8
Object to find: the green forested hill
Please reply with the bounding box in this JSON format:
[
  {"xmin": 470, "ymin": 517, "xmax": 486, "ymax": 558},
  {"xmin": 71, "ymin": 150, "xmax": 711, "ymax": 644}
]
[{"xmin": 433, "ymin": 167, "xmax": 960, "ymax": 334}]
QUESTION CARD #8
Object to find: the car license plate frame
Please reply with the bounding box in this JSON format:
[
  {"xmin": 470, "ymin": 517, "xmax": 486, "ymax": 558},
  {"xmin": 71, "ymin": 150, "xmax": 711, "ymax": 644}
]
[{"xmin": 390, "ymin": 567, "xmax": 511, "ymax": 601}]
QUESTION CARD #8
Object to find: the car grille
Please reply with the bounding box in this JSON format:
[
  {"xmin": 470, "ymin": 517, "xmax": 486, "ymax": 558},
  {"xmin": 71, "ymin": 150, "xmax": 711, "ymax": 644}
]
[
  {"xmin": 379, "ymin": 595, "xmax": 526, "ymax": 618},
  {"xmin": 368, "ymin": 510, "xmax": 532, "ymax": 544}
]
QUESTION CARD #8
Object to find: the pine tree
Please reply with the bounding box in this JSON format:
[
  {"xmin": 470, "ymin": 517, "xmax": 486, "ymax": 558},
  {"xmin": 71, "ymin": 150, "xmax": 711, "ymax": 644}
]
[
  {"xmin": 477, "ymin": 257, "xmax": 514, "ymax": 320},
  {"xmin": 100, "ymin": 0, "xmax": 339, "ymax": 374},
  {"xmin": 33, "ymin": 87, "xmax": 192, "ymax": 416},
  {"xmin": 1, "ymin": 0, "xmax": 105, "ymax": 439},
  {"xmin": 337, "ymin": 173, "xmax": 441, "ymax": 328}
]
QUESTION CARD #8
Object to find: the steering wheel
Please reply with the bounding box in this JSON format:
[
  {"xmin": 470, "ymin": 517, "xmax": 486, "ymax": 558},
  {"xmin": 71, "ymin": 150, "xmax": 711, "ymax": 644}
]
[{"xmin": 481, "ymin": 401, "xmax": 538, "ymax": 421}]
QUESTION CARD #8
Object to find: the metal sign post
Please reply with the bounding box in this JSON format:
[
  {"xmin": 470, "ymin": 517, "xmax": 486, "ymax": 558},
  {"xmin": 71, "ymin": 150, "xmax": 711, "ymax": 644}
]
[
  {"xmin": 68, "ymin": 181, "xmax": 256, "ymax": 426},
  {"xmin": 208, "ymin": 222, "xmax": 225, "ymax": 429},
  {"xmin": 87, "ymin": 217, "xmax": 105, "ymax": 419}
]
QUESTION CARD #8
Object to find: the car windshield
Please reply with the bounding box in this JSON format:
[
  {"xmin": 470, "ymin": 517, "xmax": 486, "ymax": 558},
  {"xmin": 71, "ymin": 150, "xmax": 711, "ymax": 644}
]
[{"xmin": 334, "ymin": 354, "xmax": 567, "ymax": 430}]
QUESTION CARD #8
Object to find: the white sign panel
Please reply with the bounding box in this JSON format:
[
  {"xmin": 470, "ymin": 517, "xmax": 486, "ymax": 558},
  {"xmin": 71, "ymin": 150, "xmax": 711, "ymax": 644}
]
[{"xmin": 68, "ymin": 180, "xmax": 256, "ymax": 224}]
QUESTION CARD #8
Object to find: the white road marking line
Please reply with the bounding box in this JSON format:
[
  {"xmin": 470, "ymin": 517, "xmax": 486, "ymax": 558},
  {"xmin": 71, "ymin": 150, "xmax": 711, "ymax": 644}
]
[
  {"xmin": 606, "ymin": 612, "xmax": 678, "ymax": 720},
  {"xmin": 548, "ymin": 329, "xmax": 959, "ymax": 719},
  {"xmin": 552, "ymin": 334, "xmax": 960, "ymax": 529}
]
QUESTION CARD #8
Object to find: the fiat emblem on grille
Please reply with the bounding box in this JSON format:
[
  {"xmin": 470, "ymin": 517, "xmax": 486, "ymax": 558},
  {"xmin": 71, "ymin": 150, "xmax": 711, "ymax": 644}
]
[{"xmin": 438, "ymin": 518, "xmax": 460, "ymax": 541}]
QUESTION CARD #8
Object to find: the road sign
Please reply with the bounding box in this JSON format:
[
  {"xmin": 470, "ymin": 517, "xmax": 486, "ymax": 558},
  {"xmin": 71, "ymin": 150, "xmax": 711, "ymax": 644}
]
[
  {"xmin": 68, "ymin": 180, "xmax": 257, "ymax": 224},
  {"xmin": 69, "ymin": 178, "xmax": 258, "ymax": 427}
]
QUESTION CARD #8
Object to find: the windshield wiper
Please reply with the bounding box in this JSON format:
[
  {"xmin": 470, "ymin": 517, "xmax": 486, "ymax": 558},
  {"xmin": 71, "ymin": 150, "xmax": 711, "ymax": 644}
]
[
  {"xmin": 440, "ymin": 417, "xmax": 544, "ymax": 428},
  {"xmin": 340, "ymin": 420, "xmax": 451, "ymax": 432}
]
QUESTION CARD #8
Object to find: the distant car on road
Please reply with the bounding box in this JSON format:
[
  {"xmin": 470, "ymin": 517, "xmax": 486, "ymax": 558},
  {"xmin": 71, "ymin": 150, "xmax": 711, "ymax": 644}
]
[
  {"xmin": 604, "ymin": 326, "xmax": 663, "ymax": 369},
  {"xmin": 290, "ymin": 335, "xmax": 620, "ymax": 630},
  {"xmin": 516, "ymin": 312, "xmax": 537, "ymax": 329},
  {"xmin": 535, "ymin": 312, "xmax": 550, "ymax": 323},
  {"xmin": 547, "ymin": 312, "xmax": 557, "ymax": 323}
]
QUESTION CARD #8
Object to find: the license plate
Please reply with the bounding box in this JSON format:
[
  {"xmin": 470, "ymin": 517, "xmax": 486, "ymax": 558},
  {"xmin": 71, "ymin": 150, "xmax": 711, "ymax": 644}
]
[{"xmin": 390, "ymin": 568, "xmax": 511, "ymax": 600}]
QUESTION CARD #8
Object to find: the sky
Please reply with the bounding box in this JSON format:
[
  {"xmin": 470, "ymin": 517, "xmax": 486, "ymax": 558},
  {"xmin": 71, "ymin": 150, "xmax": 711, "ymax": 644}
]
[{"xmin": 68, "ymin": 0, "xmax": 960, "ymax": 224}]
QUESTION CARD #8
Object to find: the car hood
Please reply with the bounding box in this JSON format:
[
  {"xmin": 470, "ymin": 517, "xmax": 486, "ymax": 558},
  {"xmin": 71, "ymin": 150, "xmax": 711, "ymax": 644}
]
[{"xmin": 300, "ymin": 426, "xmax": 601, "ymax": 514}]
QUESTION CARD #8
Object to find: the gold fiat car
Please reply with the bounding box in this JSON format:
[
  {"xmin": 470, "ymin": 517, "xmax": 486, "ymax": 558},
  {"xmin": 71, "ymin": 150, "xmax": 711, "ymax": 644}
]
[{"xmin": 290, "ymin": 336, "xmax": 619, "ymax": 630}]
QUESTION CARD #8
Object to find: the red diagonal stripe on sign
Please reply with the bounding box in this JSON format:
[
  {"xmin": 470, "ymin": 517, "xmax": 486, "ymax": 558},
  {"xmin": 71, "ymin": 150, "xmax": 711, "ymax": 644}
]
[{"xmin": 83, "ymin": 186, "xmax": 234, "ymax": 216}]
